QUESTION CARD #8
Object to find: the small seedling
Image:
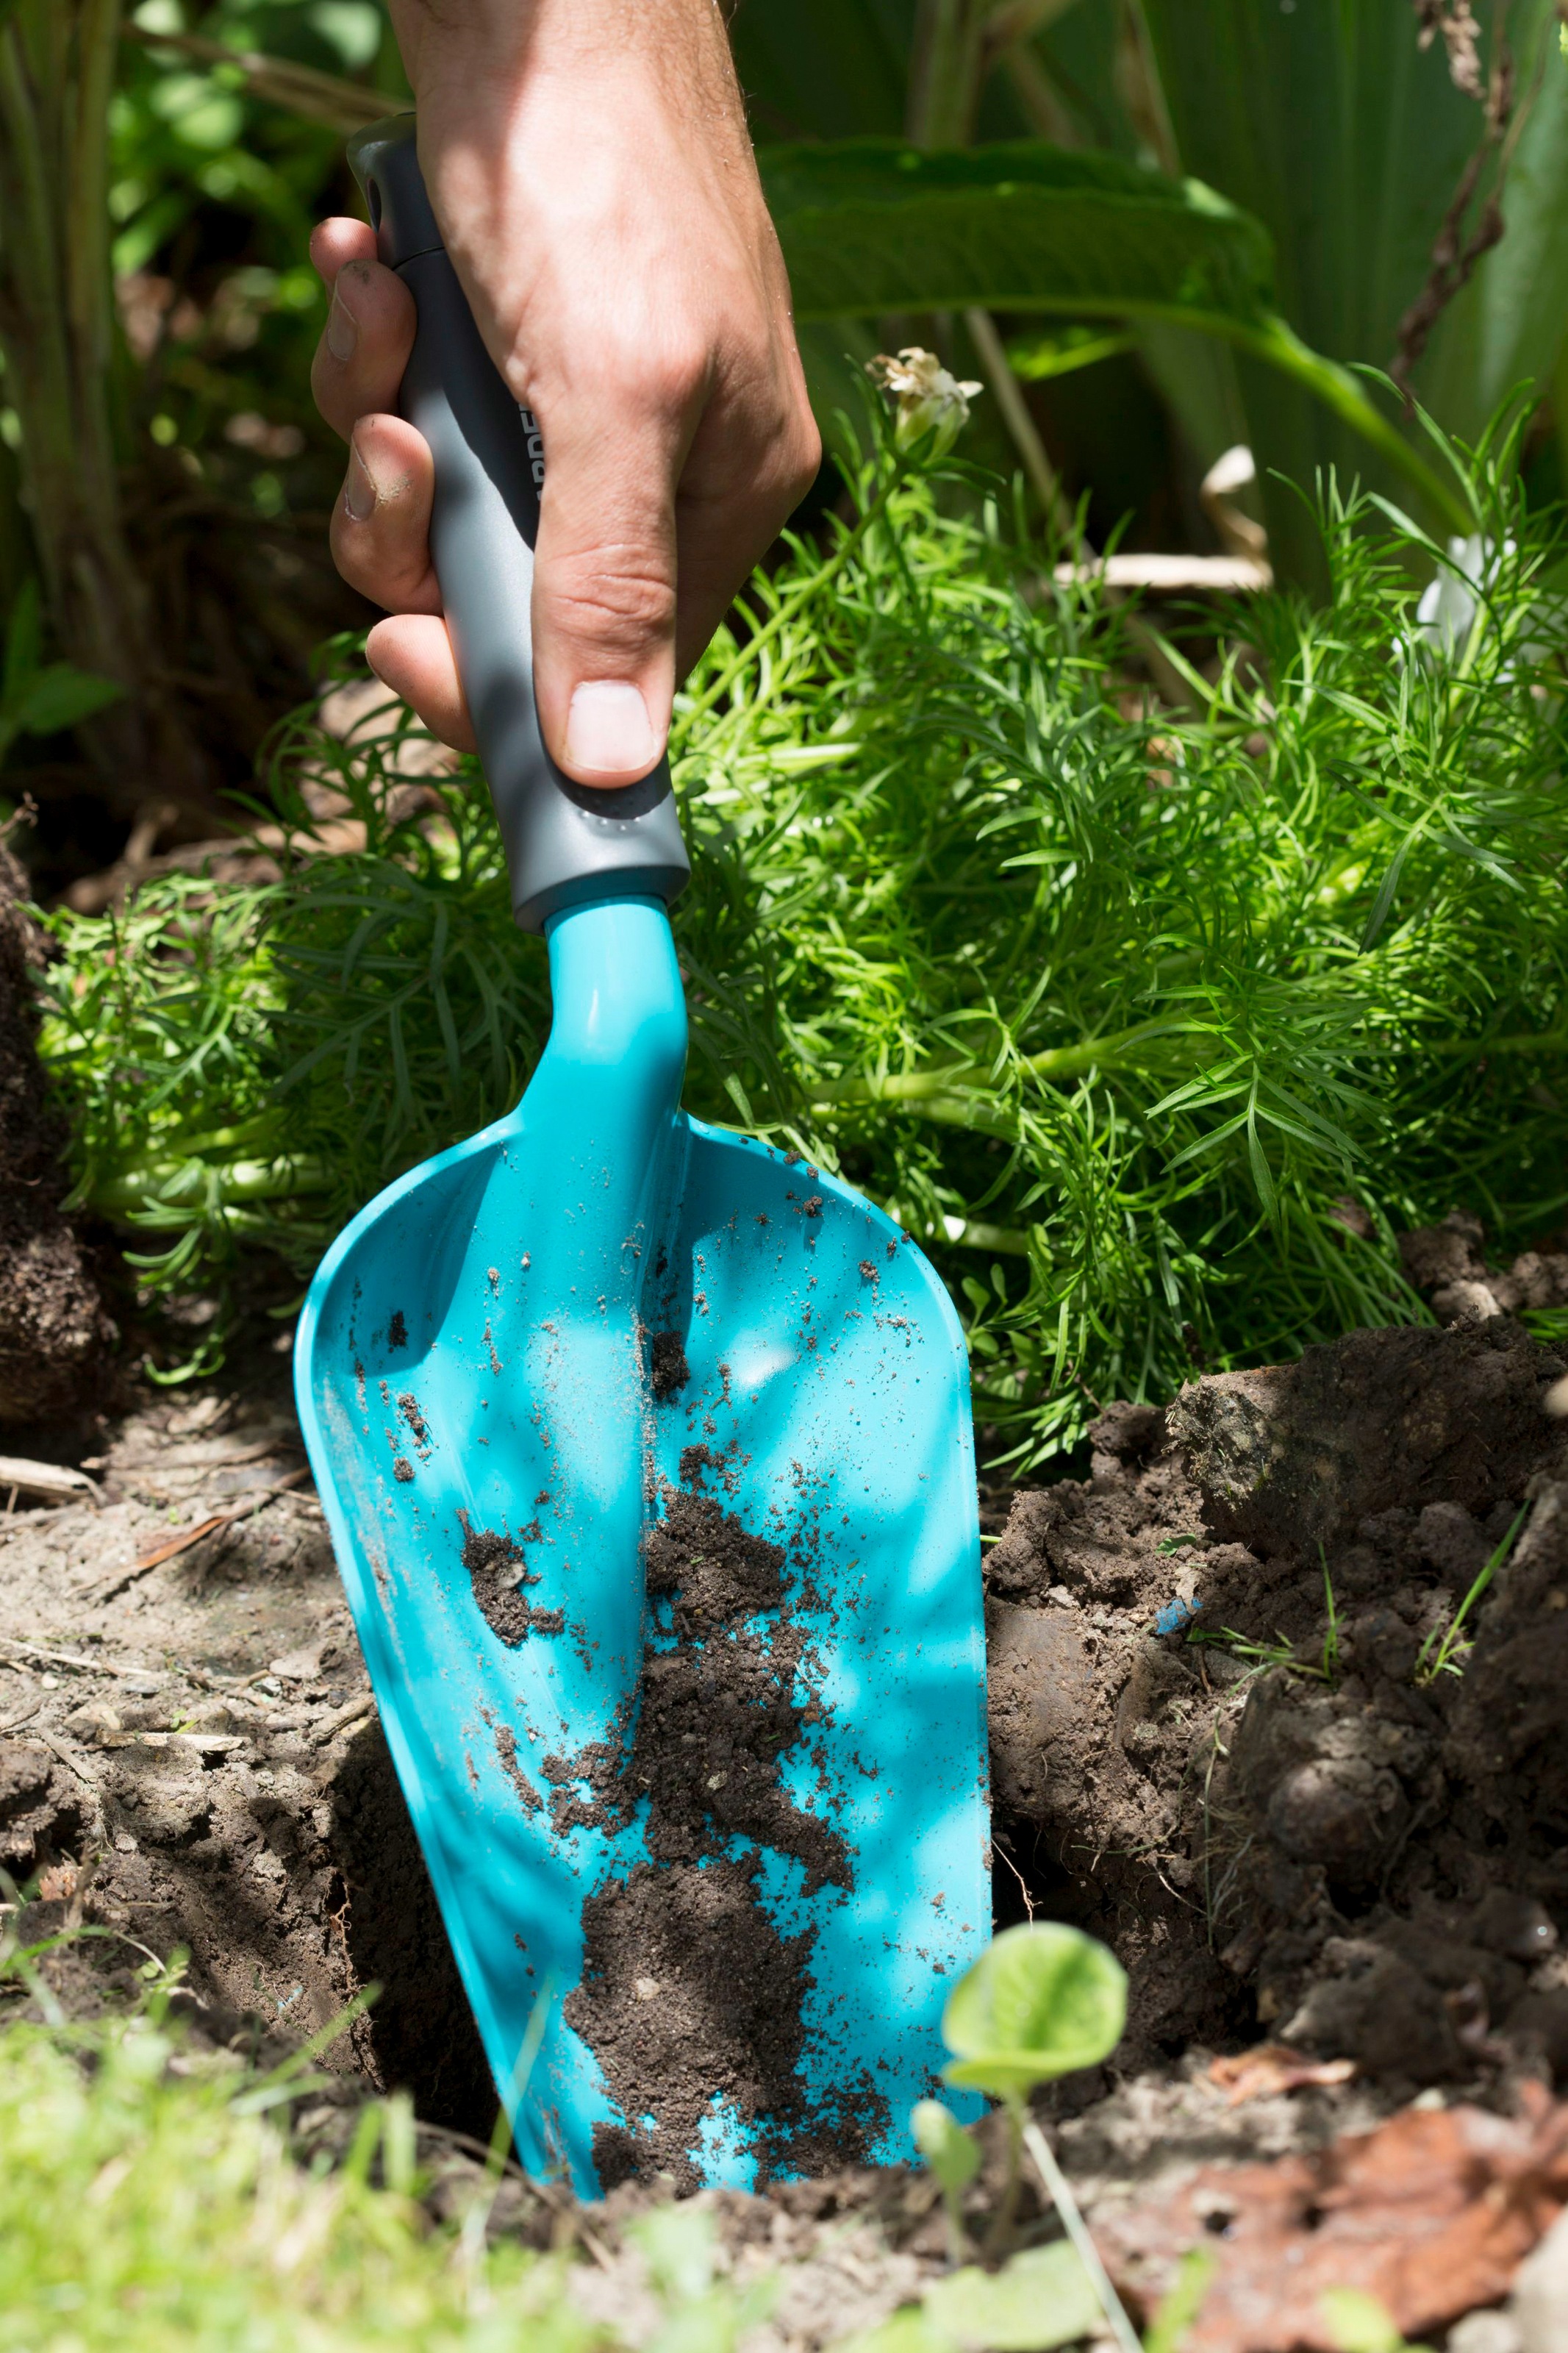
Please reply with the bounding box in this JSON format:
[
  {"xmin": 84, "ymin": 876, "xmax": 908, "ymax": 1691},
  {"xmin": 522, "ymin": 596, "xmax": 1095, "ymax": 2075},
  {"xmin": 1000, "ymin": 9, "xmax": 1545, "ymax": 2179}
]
[
  {"xmin": 911, "ymin": 2097, "xmax": 981, "ymax": 2263},
  {"xmin": 1142, "ymin": 2250, "xmax": 1218, "ymax": 2353},
  {"xmin": 1414, "ymin": 1502, "xmax": 1529, "ymax": 1684},
  {"xmin": 1320, "ymin": 1547, "xmax": 1340, "ymax": 1684},
  {"xmin": 940, "ymin": 1923, "xmax": 1137, "ymax": 2349},
  {"xmin": 1187, "ymin": 1627, "xmax": 1330, "ymax": 1682}
]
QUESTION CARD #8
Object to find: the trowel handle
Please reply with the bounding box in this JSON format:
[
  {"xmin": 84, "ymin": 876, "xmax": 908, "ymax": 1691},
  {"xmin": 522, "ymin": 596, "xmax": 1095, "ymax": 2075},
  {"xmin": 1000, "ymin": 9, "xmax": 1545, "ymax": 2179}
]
[{"xmin": 347, "ymin": 115, "xmax": 690, "ymax": 935}]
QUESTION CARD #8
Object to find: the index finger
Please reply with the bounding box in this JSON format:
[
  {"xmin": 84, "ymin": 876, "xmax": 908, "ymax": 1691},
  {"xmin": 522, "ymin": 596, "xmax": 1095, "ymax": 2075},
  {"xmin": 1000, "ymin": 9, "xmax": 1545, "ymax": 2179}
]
[
  {"xmin": 309, "ymin": 223, "xmax": 418, "ymax": 444},
  {"xmin": 310, "ymin": 217, "xmax": 379, "ymax": 288}
]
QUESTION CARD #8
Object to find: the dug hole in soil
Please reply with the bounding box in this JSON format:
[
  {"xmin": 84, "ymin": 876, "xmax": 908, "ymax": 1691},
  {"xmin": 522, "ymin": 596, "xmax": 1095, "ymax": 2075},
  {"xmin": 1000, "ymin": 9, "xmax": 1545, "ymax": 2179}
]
[{"xmin": 5, "ymin": 823, "xmax": 1568, "ymax": 2348}]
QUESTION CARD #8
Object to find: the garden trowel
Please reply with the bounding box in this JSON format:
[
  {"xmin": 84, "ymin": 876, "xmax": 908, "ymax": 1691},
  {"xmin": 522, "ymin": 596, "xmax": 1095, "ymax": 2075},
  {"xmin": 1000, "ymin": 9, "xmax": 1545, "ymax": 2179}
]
[{"xmin": 294, "ymin": 115, "xmax": 988, "ymax": 2197}]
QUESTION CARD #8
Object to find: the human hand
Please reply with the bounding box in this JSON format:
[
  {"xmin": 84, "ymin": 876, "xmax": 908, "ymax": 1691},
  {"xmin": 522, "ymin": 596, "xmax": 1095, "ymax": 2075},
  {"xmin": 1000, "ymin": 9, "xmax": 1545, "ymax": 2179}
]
[{"xmin": 309, "ymin": 0, "xmax": 820, "ymax": 788}]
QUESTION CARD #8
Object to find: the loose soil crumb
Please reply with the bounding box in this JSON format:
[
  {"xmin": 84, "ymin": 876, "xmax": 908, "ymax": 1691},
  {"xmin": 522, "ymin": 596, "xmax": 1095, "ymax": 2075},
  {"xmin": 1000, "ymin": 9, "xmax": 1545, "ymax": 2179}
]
[
  {"xmin": 649, "ymin": 1329, "xmax": 690, "ymax": 1397},
  {"xmin": 459, "ymin": 1514, "xmax": 564, "ymax": 1646},
  {"xmin": 561, "ymin": 1479, "xmax": 867, "ymax": 2190},
  {"xmin": 493, "ymin": 1724, "xmax": 542, "ymax": 1814}
]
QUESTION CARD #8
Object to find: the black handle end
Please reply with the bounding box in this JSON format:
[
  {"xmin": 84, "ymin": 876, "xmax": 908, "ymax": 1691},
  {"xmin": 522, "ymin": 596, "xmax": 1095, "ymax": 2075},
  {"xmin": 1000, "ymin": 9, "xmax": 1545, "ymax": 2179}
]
[{"xmin": 348, "ymin": 115, "xmax": 443, "ymax": 270}]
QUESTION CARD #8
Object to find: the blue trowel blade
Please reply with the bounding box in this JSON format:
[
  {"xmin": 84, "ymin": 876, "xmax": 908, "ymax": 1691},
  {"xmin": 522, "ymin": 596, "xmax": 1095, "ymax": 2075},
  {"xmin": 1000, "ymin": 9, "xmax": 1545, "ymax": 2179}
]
[{"xmin": 295, "ymin": 899, "xmax": 988, "ymax": 2194}]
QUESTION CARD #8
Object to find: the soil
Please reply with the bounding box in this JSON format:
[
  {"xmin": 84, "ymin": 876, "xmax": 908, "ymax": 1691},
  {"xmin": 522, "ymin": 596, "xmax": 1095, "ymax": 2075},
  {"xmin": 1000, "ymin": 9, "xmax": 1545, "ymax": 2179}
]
[
  {"xmin": 984, "ymin": 1311, "xmax": 1568, "ymax": 2100},
  {"xmin": 562, "ymin": 1476, "xmax": 872, "ymax": 2192},
  {"xmin": 460, "ymin": 1515, "xmax": 565, "ymax": 1644},
  {"xmin": 5, "ymin": 1255, "xmax": 1568, "ymax": 2341},
  {"xmin": 0, "ymin": 834, "xmax": 113, "ymax": 1424}
]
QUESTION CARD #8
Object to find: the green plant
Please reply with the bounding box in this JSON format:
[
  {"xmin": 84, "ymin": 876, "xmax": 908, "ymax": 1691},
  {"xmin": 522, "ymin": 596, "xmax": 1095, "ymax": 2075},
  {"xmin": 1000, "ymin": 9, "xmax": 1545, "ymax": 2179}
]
[
  {"xmin": 0, "ymin": 1911, "xmax": 791, "ymax": 2353},
  {"xmin": 1413, "ymin": 1499, "xmax": 1531, "ymax": 1682},
  {"xmin": 911, "ymin": 2097, "xmax": 982, "ymax": 2263},
  {"xmin": 1320, "ymin": 1547, "xmax": 1340, "ymax": 1683},
  {"xmin": 0, "ymin": 3, "xmax": 159, "ymax": 767},
  {"xmin": 0, "ymin": 1917, "xmax": 595, "ymax": 2351},
  {"xmin": 1141, "ymin": 2252, "xmax": 1217, "ymax": 2353},
  {"xmin": 840, "ymin": 2240, "xmax": 1105, "ymax": 2353},
  {"xmin": 152, "ymin": 21, "xmax": 1474, "ymax": 539},
  {"xmin": 1136, "ymin": 0, "xmax": 1568, "ymax": 576},
  {"xmin": 942, "ymin": 1924, "xmax": 1128, "ymax": 2104},
  {"xmin": 1187, "ymin": 1627, "xmax": 1331, "ymax": 1682},
  {"xmin": 941, "ymin": 1921, "xmax": 1130, "ymax": 2346},
  {"xmin": 922, "ymin": 2242, "xmax": 1103, "ymax": 2349},
  {"xmin": 0, "ymin": 580, "xmax": 122, "ymax": 774},
  {"xmin": 35, "ymin": 408, "xmax": 1568, "ymax": 1443}
]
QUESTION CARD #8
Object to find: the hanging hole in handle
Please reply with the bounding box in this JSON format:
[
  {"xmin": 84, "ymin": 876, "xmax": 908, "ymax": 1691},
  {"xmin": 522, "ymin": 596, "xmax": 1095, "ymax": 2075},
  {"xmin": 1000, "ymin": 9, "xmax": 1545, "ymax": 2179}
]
[{"xmin": 365, "ymin": 174, "xmax": 383, "ymax": 231}]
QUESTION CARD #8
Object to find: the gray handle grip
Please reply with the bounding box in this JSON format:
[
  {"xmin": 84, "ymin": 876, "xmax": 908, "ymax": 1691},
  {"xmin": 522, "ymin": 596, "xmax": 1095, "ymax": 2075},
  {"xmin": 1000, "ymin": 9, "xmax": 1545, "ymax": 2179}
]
[{"xmin": 348, "ymin": 115, "xmax": 689, "ymax": 934}]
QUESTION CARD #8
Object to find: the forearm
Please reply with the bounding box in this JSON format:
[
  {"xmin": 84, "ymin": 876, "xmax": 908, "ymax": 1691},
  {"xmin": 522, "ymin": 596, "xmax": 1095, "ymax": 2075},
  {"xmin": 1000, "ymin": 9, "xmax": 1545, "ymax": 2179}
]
[
  {"xmin": 387, "ymin": 0, "xmax": 744, "ymax": 126},
  {"xmin": 319, "ymin": 0, "xmax": 816, "ymax": 784},
  {"xmin": 384, "ymin": 0, "xmax": 763, "ymax": 406}
]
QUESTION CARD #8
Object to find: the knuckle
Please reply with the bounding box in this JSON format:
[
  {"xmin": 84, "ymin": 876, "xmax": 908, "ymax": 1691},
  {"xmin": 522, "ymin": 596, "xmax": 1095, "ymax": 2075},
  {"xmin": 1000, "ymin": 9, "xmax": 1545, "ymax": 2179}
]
[
  {"xmin": 598, "ymin": 316, "xmax": 712, "ymax": 415},
  {"xmin": 543, "ymin": 546, "xmax": 677, "ymax": 649}
]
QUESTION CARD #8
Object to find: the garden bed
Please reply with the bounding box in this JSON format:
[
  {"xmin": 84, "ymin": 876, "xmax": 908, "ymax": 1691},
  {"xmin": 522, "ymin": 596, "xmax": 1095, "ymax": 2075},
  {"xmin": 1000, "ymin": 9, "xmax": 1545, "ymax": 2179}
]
[{"xmin": 4, "ymin": 1299, "xmax": 1567, "ymax": 2346}]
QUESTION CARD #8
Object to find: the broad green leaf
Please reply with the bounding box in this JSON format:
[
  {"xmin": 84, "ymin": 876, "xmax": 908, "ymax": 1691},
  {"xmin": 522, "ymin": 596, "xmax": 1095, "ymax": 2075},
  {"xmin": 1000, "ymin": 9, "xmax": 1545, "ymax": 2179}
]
[
  {"xmin": 941, "ymin": 1923, "xmax": 1126, "ymax": 2099},
  {"xmin": 757, "ymin": 140, "xmax": 1275, "ymax": 324},
  {"xmin": 730, "ymin": 0, "xmax": 912, "ymax": 140},
  {"xmin": 924, "ymin": 2243, "xmax": 1102, "ymax": 2352},
  {"xmin": 1423, "ymin": 0, "xmax": 1568, "ymax": 440},
  {"xmin": 1136, "ymin": 0, "xmax": 1501, "ymax": 574},
  {"xmin": 836, "ymin": 2312, "xmax": 956, "ymax": 2353},
  {"xmin": 13, "ymin": 664, "xmax": 124, "ymax": 738},
  {"xmin": 755, "ymin": 140, "xmax": 1468, "ymax": 530},
  {"xmin": 1143, "ymin": 2251, "xmax": 1219, "ymax": 2353}
]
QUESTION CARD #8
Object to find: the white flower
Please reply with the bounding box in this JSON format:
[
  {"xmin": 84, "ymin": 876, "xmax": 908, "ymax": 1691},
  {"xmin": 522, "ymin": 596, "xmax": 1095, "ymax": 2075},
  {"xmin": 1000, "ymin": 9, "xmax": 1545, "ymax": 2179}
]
[
  {"xmin": 866, "ymin": 347, "xmax": 982, "ymax": 457},
  {"xmin": 1408, "ymin": 532, "xmax": 1560, "ymax": 674},
  {"xmin": 1414, "ymin": 533, "xmax": 1498, "ymax": 657}
]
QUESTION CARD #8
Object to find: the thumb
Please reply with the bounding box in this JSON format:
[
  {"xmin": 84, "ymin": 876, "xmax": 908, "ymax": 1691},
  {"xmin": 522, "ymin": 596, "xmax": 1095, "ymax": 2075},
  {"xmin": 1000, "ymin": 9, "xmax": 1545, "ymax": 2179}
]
[{"xmin": 529, "ymin": 408, "xmax": 679, "ymax": 788}]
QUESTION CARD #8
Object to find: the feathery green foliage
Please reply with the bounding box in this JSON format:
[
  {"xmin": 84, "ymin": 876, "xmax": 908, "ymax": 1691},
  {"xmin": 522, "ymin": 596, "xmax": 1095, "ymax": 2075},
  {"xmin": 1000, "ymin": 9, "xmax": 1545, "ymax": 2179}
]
[{"xmin": 36, "ymin": 406, "xmax": 1568, "ymax": 1454}]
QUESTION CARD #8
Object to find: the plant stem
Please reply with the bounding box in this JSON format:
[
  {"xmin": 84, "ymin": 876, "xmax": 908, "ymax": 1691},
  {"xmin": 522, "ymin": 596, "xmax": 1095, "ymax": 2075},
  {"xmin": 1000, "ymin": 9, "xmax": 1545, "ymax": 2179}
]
[
  {"xmin": 676, "ymin": 469, "xmax": 907, "ymax": 734},
  {"xmin": 86, "ymin": 1157, "xmax": 331, "ymax": 1219},
  {"xmin": 1023, "ymin": 2119, "xmax": 1142, "ymax": 2353},
  {"xmin": 1201, "ymin": 313, "xmax": 1475, "ymax": 538},
  {"xmin": 983, "ymin": 2096, "xmax": 1025, "ymax": 2258},
  {"xmin": 1414, "ymin": 1499, "xmax": 1529, "ymax": 1684},
  {"xmin": 812, "ymin": 1015, "xmax": 1189, "ymax": 1112},
  {"xmin": 923, "ymin": 290, "xmax": 1476, "ymax": 537},
  {"xmin": 964, "ymin": 305, "xmax": 1079, "ymax": 543},
  {"xmin": 908, "ymin": 0, "xmax": 990, "ymax": 146}
]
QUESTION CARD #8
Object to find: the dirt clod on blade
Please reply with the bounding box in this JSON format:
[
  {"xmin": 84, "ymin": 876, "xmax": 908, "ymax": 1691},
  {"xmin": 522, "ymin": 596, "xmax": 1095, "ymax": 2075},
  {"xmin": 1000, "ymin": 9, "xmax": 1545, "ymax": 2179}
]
[{"xmin": 562, "ymin": 1477, "xmax": 877, "ymax": 2190}]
